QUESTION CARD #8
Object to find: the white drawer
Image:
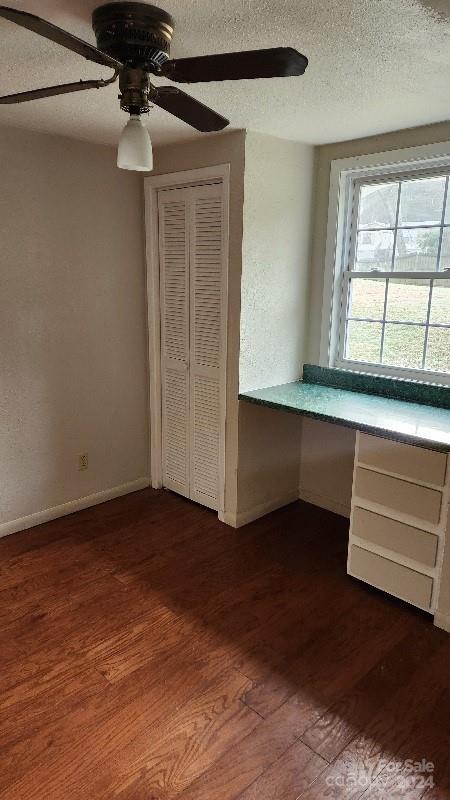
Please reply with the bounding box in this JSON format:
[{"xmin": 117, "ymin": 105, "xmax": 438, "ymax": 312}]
[
  {"xmin": 349, "ymin": 545, "xmax": 433, "ymax": 610},
  {"xmin": 352, "ymin": 506, "xmax": 438, "ymax": 568},
  {"xmin": 354, "ymin": 467, "xmax": 442, "ymax": 526},
  {"xmin": 358, "ymin": 433, "xmax": 447, "ymax": 487}
]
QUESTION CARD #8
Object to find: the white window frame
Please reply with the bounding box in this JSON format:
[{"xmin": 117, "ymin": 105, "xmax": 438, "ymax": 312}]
[{"xmin": 320, "ymin": 141, "xmax": 450, "ymax": 386}]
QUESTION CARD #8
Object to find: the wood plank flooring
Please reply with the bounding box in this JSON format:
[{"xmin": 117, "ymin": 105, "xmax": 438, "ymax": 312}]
[{"xmin": 0, "ymin": 488, "xmax": 449, "ymax": 799}]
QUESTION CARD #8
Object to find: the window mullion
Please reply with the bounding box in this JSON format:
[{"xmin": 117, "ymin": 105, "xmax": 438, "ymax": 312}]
[
  {"xmin": 390, "ymin": 182, "xmax": 402, "ymax": 271},
  {"xmin": 436, "ymin": 175, "xmax": 449, "ymax": 271},
  {"xmin": 421, "ymin": 278, "xmax": 434, "ymax": 369},
  {"xmin": 379, "ymin": 278, "xmax": 389, "ymax": 363},
  {"xmin": 339, "ymin": 271, "xmax": 351, "ymax": 361},
  {"xmin": 385, "ymin": 179, "xmax": 398, "ymax": 367},
  {"xmin": 350, "ymin": 270, "xmax": 449, "ymax": 280},
  {"xmin": 339, "ymin": 179, "xmax": 360, "ymax": 363},
  {"xmin": 347, "ymin": 180, "xmax": 361, "ymax": 271}
]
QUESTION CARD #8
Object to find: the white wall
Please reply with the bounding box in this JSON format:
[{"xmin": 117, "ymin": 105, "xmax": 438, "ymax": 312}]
[
  {"xmin": 239, "ymin": 132, "xmax": 314, "ymax": 392},
  {"xmin": 235, "ymin": 132, "xmax": 315, "ymax": 523},
  {"xmin": 0, "ymin": 126, "xmax": 149, "ymax": 535},
  {"xmin": 300, "ymin": 120, "xmax": 450, "ymax": 518}
]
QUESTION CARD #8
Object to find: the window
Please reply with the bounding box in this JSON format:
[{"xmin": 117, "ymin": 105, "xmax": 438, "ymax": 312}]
[{"xmin": 323, "ymin": 145, "xmax": 450, "ymax": 384}]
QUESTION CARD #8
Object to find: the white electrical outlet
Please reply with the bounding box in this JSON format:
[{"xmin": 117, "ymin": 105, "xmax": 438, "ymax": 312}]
[{"xmin": 78, "ymin": 453, "xmax": 89, "ymax": 471}]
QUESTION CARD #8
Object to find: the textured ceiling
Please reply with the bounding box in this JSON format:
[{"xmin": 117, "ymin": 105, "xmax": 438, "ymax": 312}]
[{"xmin": 0, "ymin": 0, "xmax": 449, "ymax": 148}]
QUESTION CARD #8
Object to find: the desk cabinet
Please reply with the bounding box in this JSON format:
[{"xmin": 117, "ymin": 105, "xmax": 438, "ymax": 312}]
[
  {"xmin": 357, "ymin": 434, "xmax": 447, "ymax": 487},
  {"xmin": 353, "ymin": 467, "xmax": 442, "ymax": 525},
  {"xmin": 348, "ymin": 432, "xmax": 449, "ymax": 614}
]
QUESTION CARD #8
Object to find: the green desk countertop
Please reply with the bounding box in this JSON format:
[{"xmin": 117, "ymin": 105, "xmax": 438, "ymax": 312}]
[{"xmin": 239, "ymin": 381, "xmax": 450, "ymax": 452}]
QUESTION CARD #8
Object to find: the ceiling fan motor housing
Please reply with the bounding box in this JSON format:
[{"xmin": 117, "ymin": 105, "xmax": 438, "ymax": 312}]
[{"xmin": 92, "ymin": 2, "xmax": 174, "ymax": 72}]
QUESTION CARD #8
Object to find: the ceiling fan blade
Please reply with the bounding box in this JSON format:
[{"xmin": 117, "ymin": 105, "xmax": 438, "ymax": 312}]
[
  {"xmin": 153, "ymin": 86, "xmax": 229, "ymax": 132},
  {"xmin": 0, "ymin": 6, "xmax": 122, "ymax": 70},
  {"xmin": 162, "ymin": 47, "xmax": 308, "ymax": 83},
  {"xmin": 0, "ymin": 78, "xmax": 116, "ymax": 104}
]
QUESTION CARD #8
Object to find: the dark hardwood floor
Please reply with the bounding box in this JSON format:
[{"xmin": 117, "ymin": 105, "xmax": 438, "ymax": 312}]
[{"xmin": 0, "ymin": 488, "xmax": 449, "ymax": 799}]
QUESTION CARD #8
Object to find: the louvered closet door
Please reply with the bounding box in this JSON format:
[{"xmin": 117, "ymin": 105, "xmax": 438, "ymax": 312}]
[
  {"xmin": 159, "ymin": 187, "xmax": 190, "ymax": 499},
  {"xmin": 188, "ymin": 183, "xmax": 225, "ymax": 511}
]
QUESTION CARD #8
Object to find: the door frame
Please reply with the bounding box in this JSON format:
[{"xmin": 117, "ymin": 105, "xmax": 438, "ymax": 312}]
[{"xmin": 144, "ymin": 163, "xmax": 230, "ymax": 516}]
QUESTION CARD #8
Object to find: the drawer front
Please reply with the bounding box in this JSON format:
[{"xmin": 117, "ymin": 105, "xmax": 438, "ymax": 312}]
[
  {"xmin": 349, "ymin": 545, "xmax": 433, "ymax": 609},
  {"xmin": 354, "ymin": 467, "xmax": 442, "ymax": 525},
  {"xmin": 352, "ymin": 506, "xmax": 439, "ymax": 568},
  {"xmin": 358, "ymin": 433, "xmax": 447, "ymax": 487}
]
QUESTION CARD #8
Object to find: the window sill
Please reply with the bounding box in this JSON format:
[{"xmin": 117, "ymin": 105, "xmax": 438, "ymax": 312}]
[{"xmin": 305, "ymin": 364, "xmax": 450, "ymax": 409}]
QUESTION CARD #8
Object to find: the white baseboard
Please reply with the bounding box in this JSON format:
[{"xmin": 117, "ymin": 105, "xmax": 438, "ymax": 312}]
[
  {"xmin": 299, "ymin": 484, "xmax": 350, "ymax": 519},
  {"xmin": 0, "ymin": 477, "xmax": 151, "ymax": 539},
  {"xmin": 222, "ymin": 491, "xmax": 300, "ymax": 529},
  {"xmin": 434, "ymin": 609, "xmax": 450, "ymax": 633}
]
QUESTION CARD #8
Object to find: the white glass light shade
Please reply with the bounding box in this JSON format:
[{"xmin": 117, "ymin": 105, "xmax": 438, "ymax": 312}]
[{"xmin": 117, "ymin": 114, "xmax": 153, "ymax": 172}]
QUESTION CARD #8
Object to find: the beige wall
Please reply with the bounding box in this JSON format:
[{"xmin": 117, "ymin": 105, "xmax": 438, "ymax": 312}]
[
  {"xmin": 151, "ymin": 131, "xmax": 246, "ymax": 519},
  {"xmin": 0, "ymin": 126, "xmax": 149, "ymax": 535},
  {"xmin": 236, "ymin": 401, "xmax": 302, "ymax": 524},
  {"xmin": 300, "ymin": 120, "xmax": 450, "ymax": 518},
  {"xmin": 235, "ymin": 132, "xmax": 314, "ymax": 522},
  {"xmin": 299, "ymin": 419, "xmax": 355, "ymax": 517}
]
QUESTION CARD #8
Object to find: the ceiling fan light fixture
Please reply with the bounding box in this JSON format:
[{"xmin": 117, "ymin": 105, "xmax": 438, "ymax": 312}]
[
  {"xmin": 117, "ymin": 114, "xmax": 153, "ymax": 172},
  {"xmin": 0, "ymin": 4, "xmax": 309, "ymax": 157}
]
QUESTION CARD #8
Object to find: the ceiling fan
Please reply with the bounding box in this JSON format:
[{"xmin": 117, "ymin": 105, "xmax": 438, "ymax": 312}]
[{"xmin": 0, "ymin": 2, "xmax": 309, "ymax": 170}]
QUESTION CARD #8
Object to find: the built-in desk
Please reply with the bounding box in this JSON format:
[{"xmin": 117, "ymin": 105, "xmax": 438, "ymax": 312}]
[
  {"xmin": 239, "ymin": 368, "xmax": 450, "ymax": 632},
  {"xmin": 239, "ymin": 381, "xmax": 450, "ymax": 453}
]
